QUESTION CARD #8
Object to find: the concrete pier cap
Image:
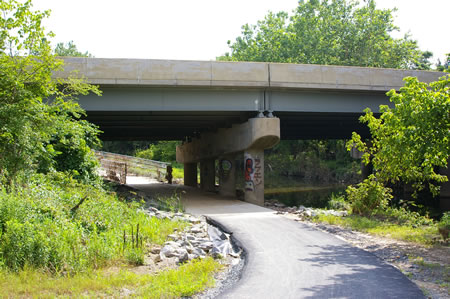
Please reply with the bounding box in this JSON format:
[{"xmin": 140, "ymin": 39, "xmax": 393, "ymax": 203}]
[{"xmin": 176, "ymin": 117, "xmax": 280, "ymax": 164}]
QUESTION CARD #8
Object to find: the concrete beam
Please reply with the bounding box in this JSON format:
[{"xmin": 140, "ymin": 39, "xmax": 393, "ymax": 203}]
[
  {"xmin": 269, "ymin": 63, "xmax": 444, "ymax": 91},
  {"xmin": 57, "ymin": 57, "xmax": 445, "ymax": 92},
  {"xmin": 176, "ymin": 117, "xmax": 280, "ymax": 164}
]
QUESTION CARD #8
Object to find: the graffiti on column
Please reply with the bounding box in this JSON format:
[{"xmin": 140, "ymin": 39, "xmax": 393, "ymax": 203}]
[
  {"xmin": 220, "ymin": 159, "xmax": 232, "ymax": 179},
  {"xmin": 254, "ymin": 157, "xmax": 262, "ymax": 186},
  {"xmin": 244, "ymin": 155, "xmax": 254, "ymax": 191},
  {"xmin": 244, "ymin": 153, "xmax": 262, "ymax": 192}
]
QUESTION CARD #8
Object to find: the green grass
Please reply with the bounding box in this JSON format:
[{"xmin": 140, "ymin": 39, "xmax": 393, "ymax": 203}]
[
  {"xmin": 313, "ymin": 214, "xmax": 440, "ymax": 245},
  {"xmin": 0, "ymin": 173, "xmax": 187, "ymax": 274},
  {"xmin": 0, "ymin": 258, "xmax": 222, "ymax": 298},
  {"xmin": 172, "ymin": 166, "xmax": 184, "ymax": 180}
]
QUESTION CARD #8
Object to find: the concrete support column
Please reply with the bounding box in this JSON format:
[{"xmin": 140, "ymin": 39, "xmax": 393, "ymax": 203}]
[
  {"xmin": 200, "ymin": 159, "xmax": 215, "ymax": 192},
  {"xmin": 184, "ymin": 163, "xmax": 198, "ymax": 187},
  {"xmin": 218, "ymin": 155, "xmax": 236, "ymax": 197},
  {"xmin": 244, "ymin": 149, "xmax": 264, "ymax": 206}
]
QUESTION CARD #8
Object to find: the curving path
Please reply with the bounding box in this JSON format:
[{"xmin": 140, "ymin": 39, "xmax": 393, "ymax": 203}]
[{"xmin": 128, "ymin": 179, "xmax": 424, "ymax": 299}]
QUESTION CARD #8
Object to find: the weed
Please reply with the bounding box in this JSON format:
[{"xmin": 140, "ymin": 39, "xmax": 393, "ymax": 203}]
[
  {"xmin": 158, "ymin": 193, "xmax": 185, "ymax": 213},
  {"xmin": 328, "ymin": 192, "xmax": 350, "ymax": 211}
]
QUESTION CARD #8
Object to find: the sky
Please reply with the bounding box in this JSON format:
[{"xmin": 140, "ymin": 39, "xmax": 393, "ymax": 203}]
[{"xmin": 32, "ymin": 0, "xmax": 450, "ymax": 65}]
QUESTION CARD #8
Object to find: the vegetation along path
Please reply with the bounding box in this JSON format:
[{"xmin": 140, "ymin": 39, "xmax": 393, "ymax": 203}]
[{"xmin": 129, "ymin": 181, "xmax": 425, "ymax": 298}]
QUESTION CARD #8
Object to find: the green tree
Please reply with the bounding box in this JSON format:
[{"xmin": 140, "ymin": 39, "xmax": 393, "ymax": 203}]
[
  {"xmin": 54, "ymin": 40, "xmax": 92, "ymax": 57},
  {"xmin": 0, "ymin": 0, "xmax": 101, "ymax": 186},
  {"xmin": 136, "ymin": 141, "xmax": 181, "ymax": 163},
  {"xmin": 437, "ymin": 53, "xmax": 450, "ymax": 72},
  {"xmin": 348, "ymin": 75, "xmax": 450, "ymax": 198},
  {"xmin": 221, "ymin": 0, "xmax": 428, "ymax": 69}
]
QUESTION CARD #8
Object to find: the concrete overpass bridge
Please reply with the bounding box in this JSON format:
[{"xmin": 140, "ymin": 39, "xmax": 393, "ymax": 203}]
[{"xmin": 58, "ymin": 58, "xmax": 445, "ymax": 205}]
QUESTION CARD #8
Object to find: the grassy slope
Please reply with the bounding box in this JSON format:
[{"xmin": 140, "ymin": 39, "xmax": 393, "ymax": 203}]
[{"xmin": 0, "ymin": 174, "xmax": 222, "ymax": 297}]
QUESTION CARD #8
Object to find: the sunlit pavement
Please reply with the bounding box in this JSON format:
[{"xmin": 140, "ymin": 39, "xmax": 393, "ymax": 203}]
[{"xmin": 128, "ymin": 178, "xmax": 425, "ymax": 299}]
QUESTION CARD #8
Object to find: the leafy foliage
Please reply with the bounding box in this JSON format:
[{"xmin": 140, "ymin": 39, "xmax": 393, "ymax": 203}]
[
  {"xmin": 0, "ymin": 0, "xmax": 101, "ymax": 185},
  {"xmin": 102, "ymin": 140, "xmax": 152, "ymax": 156},
  {"xmin": 136, "ymin": 141, "xmax": 181, "ymax": 163},
  {"xmin": 436, "ymin": 53, "xmax": 450, "ymax": 72},
  {"xmin": 348, "ymin": 76, "xmax": 450, "ymax": 197},
  {"xmin": 54, "ymin": 40, "xmax": 92, "ymax": 57},
  {"xmin": 266, "ymin": 140, "xmax": 360, "ymax": 184},
  {"xmin": 328, "ymin": 192, "xmax": 350, "ymax": 211},
  {"xmin": 221, "ymin": 0, "xmax": 428, "ymax": 69},
  {"xmin": 346, "ymin": 175, "xmax": 391, "ymax": 215}
]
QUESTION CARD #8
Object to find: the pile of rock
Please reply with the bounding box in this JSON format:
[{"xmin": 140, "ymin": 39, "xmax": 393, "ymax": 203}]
[
  {"xmin": 144, "ymin": 207, "xmax": 240, "ymax": 265},
  {"xmin": 265, "ymin": 200, "xmax": 348, "ymax": 218},
  {"xmin": 291, "ymin": 206, "xmax": 348, "ymax": 218}
]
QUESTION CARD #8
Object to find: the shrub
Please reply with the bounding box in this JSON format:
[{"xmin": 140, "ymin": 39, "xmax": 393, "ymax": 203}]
[
  {"xmin": 328, "ymin": 192, "xmax": 350, "ymax": 211},
  {"xmin": 135, "ymin": 141, "xmax": 181, "ymax": 163},
  {"xmin": 378, "ymin": 206, "xmax": 434, "ymax": 226},
  {"xmin": 346, "ymin": 175, "xmax": 392, "ymax": 215},
  {"xmin": 438, "ymin": 212, "xmax": 450, "ymax": 240}
]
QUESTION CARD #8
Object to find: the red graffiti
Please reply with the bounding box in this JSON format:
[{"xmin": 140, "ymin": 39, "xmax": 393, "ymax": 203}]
[{"xmin": 245, "ymin": 158, "xmax": 253, "ymax": 181}]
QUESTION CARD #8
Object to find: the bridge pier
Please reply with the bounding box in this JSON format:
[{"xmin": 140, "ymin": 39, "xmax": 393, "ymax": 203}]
[
  {"xmin": 200, "ymin": 159, "xmax": 215, "ymax": 192},
  {"xmin": 218, "ymin": 155, "xmax": 237, "ymax": 197},
  {"xmin": 244, "ymin": 150, "xmax": 265, "ymax": 206},
  {"xmin": 177, "ymin": 117, "xmax": 280, "ymax": 206},
  {"xmin": 184, "ymin": 162, "xmax": 198, "ymax": 187}
]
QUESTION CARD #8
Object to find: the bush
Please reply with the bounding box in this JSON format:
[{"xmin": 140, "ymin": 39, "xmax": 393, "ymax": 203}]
[
  {"xmin": 136, "ymin": 147, "xmax": 154, "ymax": 160},
  {"xmin": 328, "ymin": 192, "xmax": 350, "ymax": 211},
  {"xmin": 0, "ymin": 173, "xmax": 186, "ymax": 274},
  {"xmin": 346, "ymin": 175, "xmax": 392, "ymax": 215},
  {"xmin": 135, "ymin": 141, "xmax": 181, "ymax": 163},
  {"xmin": 438, "ymin": 212, "xmax": 450, "ymax": 240}
]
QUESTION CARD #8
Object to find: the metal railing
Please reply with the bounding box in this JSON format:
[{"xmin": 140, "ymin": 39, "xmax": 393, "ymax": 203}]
[{"xmin": 94, "ymin": 150, "xmax": 170, "ymax": 184}]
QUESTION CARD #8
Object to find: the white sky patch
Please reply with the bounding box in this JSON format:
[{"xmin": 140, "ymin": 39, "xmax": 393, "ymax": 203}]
[{"xmin": 32, "ymin": 0, "xmax": 449, "ymax": 65}]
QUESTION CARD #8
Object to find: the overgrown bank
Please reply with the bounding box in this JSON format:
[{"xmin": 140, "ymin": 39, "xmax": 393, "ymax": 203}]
[
  {"xmin": 0, "ymin": 175, "xmax": 226, "ymax": 297},
  {"xmin": 0, "ymin": 1, "xmax": 223, "ymax": 296}
]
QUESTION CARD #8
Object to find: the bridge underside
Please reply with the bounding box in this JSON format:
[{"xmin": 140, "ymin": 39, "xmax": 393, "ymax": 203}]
[
  {"xmin": 87, "ymin": 111, "xmax": 371, "ymax": 141},
  {"xmin": 78, "ymin": 85, "xmax": 387, "ymax": 141},
  {"xmin": 61, "ymin": 57, "xmax": 446, "ymax": 208},
  {"xmin": 79, "ymin": 86, "xmax": 386, "ymax": 206}
]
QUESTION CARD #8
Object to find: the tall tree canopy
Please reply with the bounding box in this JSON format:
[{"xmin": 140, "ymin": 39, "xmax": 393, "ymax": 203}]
[
  {"xmin": 0, "ymin": 0, "xmax": 101, "ymax": 185},
  {"xmin": 220, "ymin": 0, "xmax": 430, "ymax": 69},
  {"xmin": 348, "ymin": 75, "xmax": 450, "ymax": 198}
]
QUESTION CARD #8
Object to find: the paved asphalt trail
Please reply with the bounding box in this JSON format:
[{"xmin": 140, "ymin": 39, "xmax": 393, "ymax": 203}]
[{"xmin": 129, "ymin": 179, "xmax": 424, "ymax": 299}]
